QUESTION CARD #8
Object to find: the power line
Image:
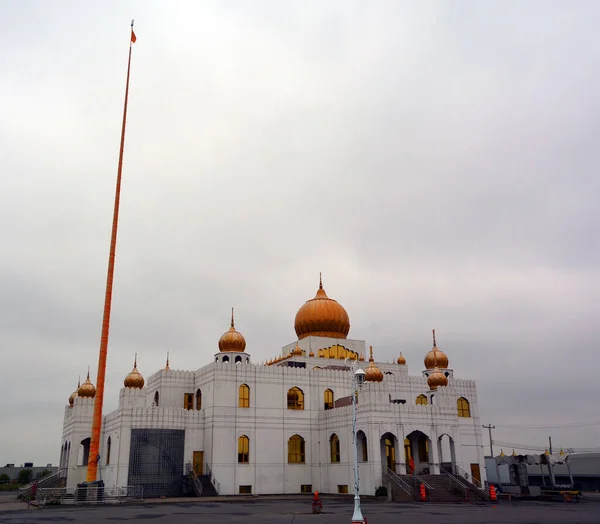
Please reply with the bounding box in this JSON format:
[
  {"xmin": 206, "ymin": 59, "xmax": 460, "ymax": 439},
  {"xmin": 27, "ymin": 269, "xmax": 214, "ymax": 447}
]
[{"xmin": 495, "ymin": 421, "xmax": 600, "ymax": 429}]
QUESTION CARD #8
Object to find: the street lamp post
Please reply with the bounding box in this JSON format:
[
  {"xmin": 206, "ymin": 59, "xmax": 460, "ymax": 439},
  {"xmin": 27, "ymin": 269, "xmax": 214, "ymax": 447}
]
[{"xmin": 346, "ymin": 358, "xmax": 366, "ymax": 524}]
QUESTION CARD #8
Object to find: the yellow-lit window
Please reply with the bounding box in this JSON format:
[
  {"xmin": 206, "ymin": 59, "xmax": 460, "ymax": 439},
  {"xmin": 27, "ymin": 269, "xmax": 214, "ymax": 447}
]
[
  {"xmin": 324, "ymin": 389, "xmax": 334, "ymax": 410},
  {"xmin": 239, "ymin": 384, "xmax": 250, "ymax": 408},
  {"xmin": 301, "ymin": 484, "xmax": 312, "ymax": 493},
  {"xmin": 288, "ymin": 434, "xmax": 305, "ymax": 463},
  {"xmin": 457, "ymin": 397, "xmax": 471, "ymax": 418},
  {"xmin": 416, "ymin": 394, "xmax": 428, "ymax": 406},
  {"xmin": 239, "ymin": 485, "xmax": 252, "ymax": 494},
  {"xmin": 238, "ymin": 435, "xmax": 249, "ymax": 463},
  {"xmin": 196, "ymin": 389, "xmax": 202, "ymax": 410},
  {"xmin": 330, "ymin": 434, "xmax": 340, "ymax": 463},
  {"xmin": 184, "ymin": 393, "xmax": 194, "ymax": 410},
  {"xmin": 337, "ymin": 485, "xmax": 348, "ymax": 494},
  {"xmin": 287, "ymin": 387, "xmax": 304, "ymax": 410}
]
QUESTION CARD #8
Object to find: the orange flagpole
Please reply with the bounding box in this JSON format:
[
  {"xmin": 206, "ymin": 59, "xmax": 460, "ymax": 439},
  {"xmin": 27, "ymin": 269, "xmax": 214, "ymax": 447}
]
[{"xmin": 86, "ymin": 20, "xmax": 136, "ymax": 482}]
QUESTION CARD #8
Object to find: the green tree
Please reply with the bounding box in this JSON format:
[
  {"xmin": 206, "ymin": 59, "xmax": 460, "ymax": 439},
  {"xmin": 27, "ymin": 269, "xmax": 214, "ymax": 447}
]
[
  {"xmin": 0, "ymin": 473, "xmax": 10, "ymax": 484},
  {"xmin": 37, "ymin": 469, "xmax": 51, "ymax": 479},
  {"xmin": 17, "ymin": 469, "xmax": 32, "ymax": 485}
]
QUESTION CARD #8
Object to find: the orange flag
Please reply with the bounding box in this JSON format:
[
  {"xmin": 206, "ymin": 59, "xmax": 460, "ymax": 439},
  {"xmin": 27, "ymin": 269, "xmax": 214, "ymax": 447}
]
[{"xmin": 131, "ymin": 30, "xmax": 137, "ymax": 43}]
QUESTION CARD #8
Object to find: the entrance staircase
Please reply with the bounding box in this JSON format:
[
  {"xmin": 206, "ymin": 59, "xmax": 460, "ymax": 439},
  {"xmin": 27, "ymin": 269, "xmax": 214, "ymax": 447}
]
[
  {"xmin": 18, "ymin": 469, "xmax": 67, "ymax": 500},
  {"xmin": 186, "ymin": 462, "xmax": 218, "ymax": 497},
  {"xmin": 383, "ymin": 466, "xmax": 488, "ymax": 503}
]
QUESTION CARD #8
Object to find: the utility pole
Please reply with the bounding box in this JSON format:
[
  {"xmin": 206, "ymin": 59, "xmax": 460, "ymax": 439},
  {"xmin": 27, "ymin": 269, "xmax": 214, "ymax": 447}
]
[
  {"xmin": 549, "ymin": 436, "xmax": 553, "ymax": 454},
  {"xmin": 482, "ymin": 424, "xmax": 496, "ymax": 457}
]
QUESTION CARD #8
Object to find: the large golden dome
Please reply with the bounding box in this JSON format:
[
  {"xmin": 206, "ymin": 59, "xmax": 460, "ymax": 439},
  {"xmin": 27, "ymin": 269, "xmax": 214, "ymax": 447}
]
[
  {"xmin": 364, "ymin": 346, "xmax": 383, "ymax": 383},
  {"xmin": 124, "ymin": 355, "xmax": 145, "ymax": 389},
  {"xmin": 78, "ymin": 370, "xmax": 96, "ymax": 398},
  {"xmin": 294, "ymin": 275, "xmax": 350, "ymax": 340},
  {"xmin": 218, "ymin": 308, "xmax": 246, "ymax": 352},
  {"xmin": 424, "ymin": 329, "xmax": 449, "ymax": 369}
]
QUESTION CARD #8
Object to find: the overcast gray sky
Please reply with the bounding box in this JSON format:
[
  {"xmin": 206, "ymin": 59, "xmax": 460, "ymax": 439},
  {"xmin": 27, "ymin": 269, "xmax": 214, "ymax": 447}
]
[{"xmin": 1, "ymin": 0, "xmax": 599, "ymax": 466}]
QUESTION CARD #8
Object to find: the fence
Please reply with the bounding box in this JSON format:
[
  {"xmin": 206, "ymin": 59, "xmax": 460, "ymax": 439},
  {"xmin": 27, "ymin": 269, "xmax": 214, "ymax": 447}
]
[{"xmin": 35, "ymin": 485, "xmax": 144, "ymax": 506}]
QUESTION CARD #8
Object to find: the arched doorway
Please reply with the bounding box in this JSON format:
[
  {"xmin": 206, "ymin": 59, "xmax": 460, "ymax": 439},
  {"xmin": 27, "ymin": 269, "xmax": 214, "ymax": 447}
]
[
  {"xmin": 380, "ymin": 432, "xmax": 397, "ymax": 473},
  {"xmin": 438, "ymin": 434, "xmax": 456, "ymax": 473},
  {"xmin": 404, "ymin": 430, "xmax": 431, "ymax": 475}
]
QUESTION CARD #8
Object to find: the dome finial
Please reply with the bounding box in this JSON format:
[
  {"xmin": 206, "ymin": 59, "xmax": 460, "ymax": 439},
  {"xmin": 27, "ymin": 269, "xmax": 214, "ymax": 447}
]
[
  {"xmin": 319, "ymin": 272, "xmax": 323, "ymax": 289},
  {"xmin": 369, "ymin": 345, "xmax": 374, "ymax": 362},
  {"xmin": 231, "ymin": 307, "xmax": 235, "ymax": 328},
  {"xmin": 433, "ymin": 329, "xmax": 437, "ymax": 347},
  {"xmin": 87, "ymin": 366, "xmax": 90, "ymax": 380},
  {"xmin": 365, "ymin": 346, "xmax": 383, "ymax": 382},
  {"xmin": 425, "ymin": 330, "xmax": 448, "ymax": 370},
  {"xmin": 165, "ymin": 351, "xmax": 170, "ymax": 370},
  {"xmin": 219, "ymin": 309, "xmax": 246, "ymax": 352},
  {"xmin": 78, "ymin": 376, "xmax": 81, "ymax": 388},
  {"xmin": 134, "ymin": 353, "xmax": 137, "ymax": 368},
  {"xmin": 124, "ymin": 354, "xmax": 145, "ymax": 389}
]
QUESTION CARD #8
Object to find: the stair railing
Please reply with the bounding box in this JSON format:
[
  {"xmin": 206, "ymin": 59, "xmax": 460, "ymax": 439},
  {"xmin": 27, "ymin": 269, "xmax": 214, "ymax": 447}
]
[
  {"xmin": 438, "ymin": 464, "xmax": 469, "ymax": 501},
  {"xmin": 453, "ymin": 464, "xmax": 488, "ymax": 498},
  {"xmin": 382, "ymin": 465, "xmax": 413, "ymax": 498},
  {"xmin": 408, "ymin": 469, "xmax": 434, "ymax": 491},
  {"xmin": 18, "ymin": 469, "xmax": 66, "ymax": 498},
  {"xmin": 205, "ymin": 463, "xmax": 220, "ymax": 495},
  {"xmin": 185, "ymin": 462, "xmax": 203, "ymax": 496}
]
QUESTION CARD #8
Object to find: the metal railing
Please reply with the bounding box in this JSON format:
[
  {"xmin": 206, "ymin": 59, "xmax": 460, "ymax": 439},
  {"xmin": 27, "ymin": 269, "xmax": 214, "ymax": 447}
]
[
  {"xmin": 18, "ymin": 469, "xmax": 67, "ymax": 498},
  {"xmin": 35, "ymin": 485, "xmax": 143, "ymax": 506},
  {"xmin": 438, "ymin": 464, "xmax": 469, "ymax": 500},
  {"xmin": 185, "ymin": 462, "xmax": 203, "ymax": 496},
  {"xmin": 205, "ymin": 463, "xmax": 220, "ymax": 495},
  {"xmin": 453, "ymin": 464, "xmax": 483, "ymax": 489},
  {"xmin": 407, "ymin": 469, "xmax": 434, "ymax": 491},
  {"xmin": 382, "ymin": 466, "xmax": 413, "ymax": 498}
]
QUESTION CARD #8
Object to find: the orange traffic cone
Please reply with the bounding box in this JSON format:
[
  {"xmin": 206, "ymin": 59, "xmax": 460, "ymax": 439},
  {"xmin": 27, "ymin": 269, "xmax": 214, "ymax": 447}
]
[
  {"xmin": 420, "ymin": 483, "xmax": 427, "ymax": 502},
  {"xmin": 489, "ymin": 484, "xmax": 497, "ymax": 502},
  {"xmin": 312, "ymin": 491, "xmax": 322, "ymax": 514}
]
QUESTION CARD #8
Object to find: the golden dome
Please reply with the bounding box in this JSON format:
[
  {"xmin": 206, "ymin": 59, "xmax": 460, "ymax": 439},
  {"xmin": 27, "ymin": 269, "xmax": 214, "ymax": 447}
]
[
  {"xmin": 424, "ymin": 329, "xmax": 449, "ymax": 369},
  {"xmin": 78, "ymin": 369, "xmax": 96, "ymax": 398},
  {"xmin": 427, "ymin": 366, "xmax": 448, "ymax": 390},
  {"xmin": 218, "ymin": 308, "xmax": 246, "ymax": 352},
  {"xmin": 294, "ymin": 274, "xmax": 350, "ymax": 340},
  {"xmin": 397, "ymin": 352, "xmax": 406, "ymax": 365},
  {"xmin": 309, "ymin": 350, "xmax": 315, "ymax": 357},
  {"xmin": 292, "ymin": 344, "xmax": 303, "ymax": 356},
  {"xmin": 365, "ymin": 346, "xmax": 383, "ymax": 382},
  {"xmin": 359, "ymin": 353, "xmax": 365, "ymax": 362},
  {"xmin": 124, "ymin": 355, "xmax": 145, "ymax": 389},
  {"xmin": 68, "ymin": 378, "xmax": 80, "ymax": 407}
]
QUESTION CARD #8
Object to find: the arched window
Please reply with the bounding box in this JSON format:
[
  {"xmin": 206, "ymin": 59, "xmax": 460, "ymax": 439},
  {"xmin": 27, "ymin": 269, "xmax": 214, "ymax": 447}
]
[
  {"xmin": 238, "ymin": 435, "xmax": 249, "ymax": 463},
  {"xmin": 324, "ymin": 389, "xmax": 334, "ymax": 410},
  {"xmin": 154, "ymin": 391, "xmax": 159, "ymax": 407},
  {"xmin": 196, "ymin": 389, "xmax": 202, "ymax": 410},
  {"xmin": 287, "ymin": 387, "xmax": 304, "ymax": 410},
  {"xmin": 457, "ymin": 397, "xmax": 471, "ymax": 418},
  {"xmin": 357, "ymin": 431, "xmax": 368, "ymax": 462},
  {"xmin": 106, "ymin": 436, "xmax": 112, "ymax": 465},
  {"xmin": 235, "ymin": 355, "xmax": 242, "ymax": 364},
  {"xmin": 288, "ymin": 434, "xmax": 305, "ymax": 463},
  {"xmin": 79, "ymin": 437, "xmax": 91, "ymax": 466},
  {"xmin": 239, "ymin": 384, "xmax": 250, "ymax": 408},
  {"xmin": 416, "ymin": 394, "xmax": 428, "ymax": 406},
  {"xmin": 222, "ymin": 355, "xmax": 230, "ymax": 363},
  {"xmin": 330, "ymin": 434, "xmax": 340, "ymax": 463}
]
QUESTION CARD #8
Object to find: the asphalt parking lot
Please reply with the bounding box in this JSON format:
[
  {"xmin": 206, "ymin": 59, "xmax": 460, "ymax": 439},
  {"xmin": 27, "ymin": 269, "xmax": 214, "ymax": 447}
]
[{"xmin": 1, "ymin": 497, "xmax": 600, "ymax": 524}]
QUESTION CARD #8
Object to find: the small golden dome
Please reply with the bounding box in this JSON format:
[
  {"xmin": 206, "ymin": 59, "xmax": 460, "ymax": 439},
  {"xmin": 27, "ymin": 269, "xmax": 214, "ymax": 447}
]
[
  {"xmin": 500, "ymin": 449, "xmax": 505, "ymax": 458},
  {"xmin": 124, "ymin": 355, "xmax": 145, "ymax": 389},
  {"xmin": 309, "ymin": 350, "xmax": 315, "ymax": 357},
  {"xmin": 365, "ymin": 346, "xmax": 383, "ymax": 382},
  {"xmin": 424, "ymin": 329, "xmax": 449, "ymax": 369},
  {"xmin": 78, "ymin": 369, "xmax": 96, "ymax": 398},
  {"xmin": 294, "ymin": 274, "xmax": 350, "ymax": 340},
  {"xmin": 68, "ymin": 378, "xmax": 80, "ymax": 407},
  {"xmin": 512, "ymin": 449, "xmax": 517, "ymax": 457},
  {"xmin": 397, "ymin": 352, "xmax": 406, "ymax": 365},
  {"xmin": 427, "ymin": 367, "xmax": 448, "ymax": 390},
  {"xmin": 218, "ymin": 308, "xmax": 246, "ymax": 352},
  {"xmin": 359, "ymin": 353, "xmax": 365, "ymax": 362},
  {"xmin": 292, "ymin": 344, "xmax": 303, "ymax": 356}
]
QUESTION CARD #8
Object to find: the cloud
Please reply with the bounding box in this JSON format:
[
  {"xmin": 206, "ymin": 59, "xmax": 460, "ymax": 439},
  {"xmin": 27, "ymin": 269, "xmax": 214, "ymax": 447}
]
[{"xmin": 0, "ymin": 0, "xmax": 599, "ymax": 465}]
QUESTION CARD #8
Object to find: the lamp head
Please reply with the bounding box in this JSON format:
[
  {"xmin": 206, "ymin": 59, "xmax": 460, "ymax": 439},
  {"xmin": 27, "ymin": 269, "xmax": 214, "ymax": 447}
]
[{"xmin": 355, "ymin": 368, "xmax": 366, "ymax": 388}]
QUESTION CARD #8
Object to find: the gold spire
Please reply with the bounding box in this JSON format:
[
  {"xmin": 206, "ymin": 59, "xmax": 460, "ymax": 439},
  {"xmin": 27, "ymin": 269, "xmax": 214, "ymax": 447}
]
[
  {"xmin": 124, "ymin": 353, "xmax": 145, "ymax": 389},
  {"xmin": 78, "ymin": 367, "xmax": 97, "ymax": 398},
  {"xmin": 218, "ymin": 307, "xmax": 246, "ymax": 352},
  {"xmin": 365, "ymin": 346, "xmax": 383, "ymax": 382},
  {"xmin": 165, "ymin": 351, "xmax": 170, "ymax": 371},
  {"xmin": 424, "ymin": 329, "xmax": 449, "ymax": 369}
]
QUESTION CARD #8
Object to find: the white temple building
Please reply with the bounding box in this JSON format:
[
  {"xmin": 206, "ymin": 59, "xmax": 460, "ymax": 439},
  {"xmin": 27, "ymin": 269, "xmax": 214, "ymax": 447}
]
[{"xmin": 59, "ymin": 277, "xmax": 487, "ymax": 498}]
